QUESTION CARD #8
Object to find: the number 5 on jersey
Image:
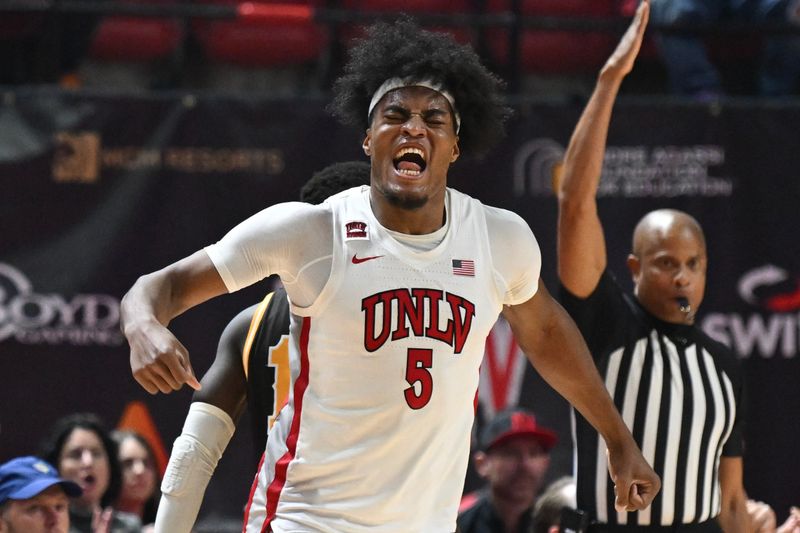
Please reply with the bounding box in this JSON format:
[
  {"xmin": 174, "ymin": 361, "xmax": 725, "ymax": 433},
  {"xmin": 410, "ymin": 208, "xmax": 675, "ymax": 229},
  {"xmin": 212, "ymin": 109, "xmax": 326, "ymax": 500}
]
[{"xmin": 404, "ymin": 348, "xmax": 433, "ymax": 409}]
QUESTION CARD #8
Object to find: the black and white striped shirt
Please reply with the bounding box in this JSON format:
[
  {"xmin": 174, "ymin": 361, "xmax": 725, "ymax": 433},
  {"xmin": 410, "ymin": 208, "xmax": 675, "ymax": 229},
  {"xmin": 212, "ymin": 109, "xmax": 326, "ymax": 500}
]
[{"xmin": 560, "ymin": 272, "xmax": 743, "ymax": 527}]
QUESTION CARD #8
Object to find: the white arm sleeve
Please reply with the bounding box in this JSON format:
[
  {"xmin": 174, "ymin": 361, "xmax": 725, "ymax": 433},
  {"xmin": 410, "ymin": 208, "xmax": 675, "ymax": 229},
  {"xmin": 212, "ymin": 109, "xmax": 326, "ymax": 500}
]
[
  {"xmin": 485, "ymin": 206, "xmax": 542, "ymax": 306},
  {"xmin": 153, "ymin": 402, "xmax": 235, "ymax": 533}
]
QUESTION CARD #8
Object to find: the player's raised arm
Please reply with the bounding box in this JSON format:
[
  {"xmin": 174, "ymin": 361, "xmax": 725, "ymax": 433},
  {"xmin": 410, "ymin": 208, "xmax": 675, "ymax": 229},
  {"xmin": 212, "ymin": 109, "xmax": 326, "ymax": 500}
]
[
  {"xmin": 120, "ymin": 249, "xmax": 226, "ymax": 394},
  {"xmin": 557, "ymin": 0, "xmax": 649, "ymax": 297}
]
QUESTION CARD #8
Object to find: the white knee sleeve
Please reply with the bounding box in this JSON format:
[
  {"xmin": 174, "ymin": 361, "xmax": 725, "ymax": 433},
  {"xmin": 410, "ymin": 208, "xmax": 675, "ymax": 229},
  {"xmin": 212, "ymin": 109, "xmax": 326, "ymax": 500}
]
[{"xmin": 154, "ymin": 402, "xmax": 235, "ymax": 533}]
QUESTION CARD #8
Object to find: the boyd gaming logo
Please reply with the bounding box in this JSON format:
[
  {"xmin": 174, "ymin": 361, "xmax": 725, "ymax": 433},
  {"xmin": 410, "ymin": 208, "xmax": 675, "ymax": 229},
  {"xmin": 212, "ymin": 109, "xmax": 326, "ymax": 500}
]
[
  {"xmin": 0, "ymin": 262, "xmax": 122, "ymax": 346},
  {"xmin": 702, "ymin": 264, "xmax": 800, "ymax": 359},
  {"xmin": 513, "ymin": 138, "xmax": 565, "ymax": 197}
]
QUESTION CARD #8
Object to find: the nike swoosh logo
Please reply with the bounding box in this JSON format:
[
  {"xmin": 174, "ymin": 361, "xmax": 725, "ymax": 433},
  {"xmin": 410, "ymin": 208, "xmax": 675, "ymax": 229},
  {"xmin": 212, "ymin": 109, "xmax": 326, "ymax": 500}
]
[{"xmin": 352, "ymin": 254, "xmax": 384, "ymax": 264}]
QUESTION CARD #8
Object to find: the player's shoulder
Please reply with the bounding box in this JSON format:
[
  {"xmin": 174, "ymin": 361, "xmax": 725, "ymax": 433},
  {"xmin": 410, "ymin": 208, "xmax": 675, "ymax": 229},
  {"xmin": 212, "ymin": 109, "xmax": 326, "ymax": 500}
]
[
  {"xmin": 480, "ymin": 202, "xmax": 534, "ymax": 243},
  {"xmin": 482, "ymin": 203, "xmax": 528, "ymax": 226},
  {"xmin": 252, "ymin": 198, "xmax": 333, "ymax": 228},
  {"xmin": 448, "ymin": 188, "xmax": 530, "ymax": 230},
  {"xmin": 263, "ymin": 286, "xmax": 290, "ymax": 319},
  {"xmin": 219, "ymin": 301, "xmax": 264, "ymax": 354},
  {"xmin": 321, "ymin": 185, "xmax": 368, "ymax": 204}
]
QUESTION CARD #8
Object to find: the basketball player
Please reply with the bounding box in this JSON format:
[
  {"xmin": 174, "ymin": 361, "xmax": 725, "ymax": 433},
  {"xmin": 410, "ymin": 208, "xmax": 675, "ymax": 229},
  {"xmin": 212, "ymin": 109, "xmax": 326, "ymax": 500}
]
[
  {"xmin": 121, "ymin": 16, "xmax": 659, "ymax": 532},
  {"xmin": 153, "ymin": 161, "xmax": 370, "ymax": 532}
]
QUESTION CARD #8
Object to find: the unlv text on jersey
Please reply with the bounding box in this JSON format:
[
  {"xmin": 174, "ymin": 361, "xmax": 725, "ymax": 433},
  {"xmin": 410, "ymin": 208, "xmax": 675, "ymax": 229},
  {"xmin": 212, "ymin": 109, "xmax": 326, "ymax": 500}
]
[{"xmin": 361, "ymin": 288, "xmax": 476, "ymax": 353}]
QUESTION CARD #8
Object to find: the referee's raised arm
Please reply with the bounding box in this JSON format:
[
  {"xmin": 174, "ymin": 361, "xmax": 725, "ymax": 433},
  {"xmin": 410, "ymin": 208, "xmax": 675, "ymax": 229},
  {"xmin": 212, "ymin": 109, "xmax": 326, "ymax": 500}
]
[{"xmin": 557, "ymin": 0, "xmax": 649, "ymax": 298}]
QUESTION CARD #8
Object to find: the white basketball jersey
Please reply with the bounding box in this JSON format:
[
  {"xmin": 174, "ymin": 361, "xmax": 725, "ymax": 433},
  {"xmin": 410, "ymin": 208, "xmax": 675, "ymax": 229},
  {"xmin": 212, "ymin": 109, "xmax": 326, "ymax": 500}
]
[{"xmin": 244, "ymin": 188, "xmax": 515, "ymax": 532}]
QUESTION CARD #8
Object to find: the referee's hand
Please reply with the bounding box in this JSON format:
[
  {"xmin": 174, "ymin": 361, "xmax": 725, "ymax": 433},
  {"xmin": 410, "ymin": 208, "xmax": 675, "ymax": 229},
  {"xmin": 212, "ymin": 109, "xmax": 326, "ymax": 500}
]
[{"xmin": 600, "ymin": 0, "xmax": 649, "ymax": 82}]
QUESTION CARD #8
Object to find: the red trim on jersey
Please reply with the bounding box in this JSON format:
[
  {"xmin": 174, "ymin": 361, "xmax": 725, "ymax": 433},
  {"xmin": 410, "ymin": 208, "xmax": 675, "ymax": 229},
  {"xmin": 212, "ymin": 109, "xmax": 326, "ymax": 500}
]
[
  {"xmin": 242, "ymin": 451, "xmax": 266, "ymax": 532},
  {"xmin": 262, "ymin": 317, "xmax": 311, "ymax": 532}
]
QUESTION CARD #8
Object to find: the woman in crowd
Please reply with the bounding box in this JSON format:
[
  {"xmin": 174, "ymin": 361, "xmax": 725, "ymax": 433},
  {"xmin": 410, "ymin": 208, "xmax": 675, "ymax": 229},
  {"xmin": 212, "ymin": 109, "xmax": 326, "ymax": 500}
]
[
  {"xmin": 39, "ymin": 412, "xmax": 141, "ymax": 533},
  {"xmin": 111, "ymin": 430, "xmax": 160, "ymax": 529}
]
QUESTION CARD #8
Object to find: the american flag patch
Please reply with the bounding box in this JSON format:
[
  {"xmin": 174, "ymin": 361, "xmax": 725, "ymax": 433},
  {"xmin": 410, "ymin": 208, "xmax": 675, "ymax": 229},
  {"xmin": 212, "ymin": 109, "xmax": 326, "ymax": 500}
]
[{"xmin": 452, "ymin": 259, "xmax": 475, "ymax": 277}]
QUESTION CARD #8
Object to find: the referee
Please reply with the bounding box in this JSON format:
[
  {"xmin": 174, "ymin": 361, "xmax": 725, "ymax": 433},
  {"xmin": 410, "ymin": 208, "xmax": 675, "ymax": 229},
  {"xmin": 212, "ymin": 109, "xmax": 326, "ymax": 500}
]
[{"xmin": 555, "ymin": 2, "xmax": 748, "ymax": 531}]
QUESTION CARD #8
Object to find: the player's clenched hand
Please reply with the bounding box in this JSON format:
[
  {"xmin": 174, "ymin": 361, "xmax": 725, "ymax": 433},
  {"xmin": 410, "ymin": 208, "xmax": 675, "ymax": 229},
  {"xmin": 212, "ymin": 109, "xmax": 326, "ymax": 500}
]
[
  {"xmin": 126, "ymin": 317, "xmax": 201, "ymax": 394},
  {"xmin": 607, "ymin": 440, "xmax": 661, "ymax": 513}
]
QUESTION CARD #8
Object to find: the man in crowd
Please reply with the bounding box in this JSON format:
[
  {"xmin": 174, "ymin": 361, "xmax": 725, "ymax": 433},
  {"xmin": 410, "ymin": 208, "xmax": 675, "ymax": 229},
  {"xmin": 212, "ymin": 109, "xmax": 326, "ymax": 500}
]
[
  {"xmin": 458, "ymin": 408, "xmax": 557, "ymax": 533},
  {"xmin": 0, "ymin": 456, "xmax": 81, "ymax": 533},
  {"xmin": 531, "ymin": 476, "xmax": 579, "ymax": 533}
]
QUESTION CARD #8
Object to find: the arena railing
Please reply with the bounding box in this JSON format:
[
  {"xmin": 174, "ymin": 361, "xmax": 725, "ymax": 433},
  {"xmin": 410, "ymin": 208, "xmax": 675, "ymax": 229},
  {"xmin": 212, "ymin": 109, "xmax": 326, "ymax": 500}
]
[{"xmin": 1, "ymin": 0, "xmax": 799, "ymax": 94}]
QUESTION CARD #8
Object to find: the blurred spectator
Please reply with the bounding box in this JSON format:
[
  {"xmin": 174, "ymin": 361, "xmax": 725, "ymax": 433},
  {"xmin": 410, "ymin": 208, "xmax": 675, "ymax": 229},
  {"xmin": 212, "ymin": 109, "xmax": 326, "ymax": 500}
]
[
  {"xmin": 0, "ymin": 456, "xmax": 82, "ymax": 533},
  {"xmin": 38, "ymin": 413, "xmax": 141, "ymax": 533},
  {"xmin": 111, "ymin": 431, "xmax": 160, "ymax": 530},
  {"xmin": 778, "ymin": 507, "xmax": 800, "ymax": 533},
  {"xmin": 458, "ymin": 408, "xmax": 557, "ymax": 533},
  {"xmin": 530, "ymin": 476, "xmax": 577, "ymax": 533},
  {"xmin": 525, "ymin": 479, "xmax": 788, "ymax": 533},
  {"xmin": 740, "ymin": 501, "xmax": 800, "ymax": 533},
  {"xmin": 649, "ymin": 0, "xmax": 800, "ymax": 96},
  {"xmin": 747, "ymin": 499, "xmax": 777, "ymax": 533}
]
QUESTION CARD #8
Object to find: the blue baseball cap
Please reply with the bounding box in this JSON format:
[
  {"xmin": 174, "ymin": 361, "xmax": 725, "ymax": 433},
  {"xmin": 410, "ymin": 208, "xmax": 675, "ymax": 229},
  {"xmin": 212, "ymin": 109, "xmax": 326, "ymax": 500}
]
[{"xmin": 0, "ymin": 456, "xmax": 82, "ymax": 504}]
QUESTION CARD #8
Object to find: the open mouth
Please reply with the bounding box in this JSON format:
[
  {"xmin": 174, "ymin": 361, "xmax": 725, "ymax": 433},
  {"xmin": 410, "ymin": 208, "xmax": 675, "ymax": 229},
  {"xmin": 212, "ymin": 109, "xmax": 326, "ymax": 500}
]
[{"xmin": 393, "ymin": 147, "xmax": 427, "ymax": 176}]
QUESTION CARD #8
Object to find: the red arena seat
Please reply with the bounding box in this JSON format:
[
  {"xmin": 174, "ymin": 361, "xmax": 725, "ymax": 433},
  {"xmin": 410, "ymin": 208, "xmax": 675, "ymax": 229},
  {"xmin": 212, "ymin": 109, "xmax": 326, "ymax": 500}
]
[
  {"xmin": 486, "ymin": 0, "xmax": 618, "ymax": 74},
  {"xmin": 192, "ymin": 1, "xmax": 328, "ymax": 67},
  {"xmin": 89, "ymin": 16, "xmax": 184, "ymax": 62},
  {"xmin": 338, "ymin": 0, "xmax": 475, "ymax": 46}
]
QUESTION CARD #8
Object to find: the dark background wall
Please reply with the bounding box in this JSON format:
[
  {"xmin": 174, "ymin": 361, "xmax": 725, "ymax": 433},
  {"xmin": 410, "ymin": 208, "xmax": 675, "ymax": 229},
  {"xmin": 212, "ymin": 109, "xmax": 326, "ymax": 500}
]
[{"xmin": 1, "ymin": 91, "xmax": 797, "ymax": 523}]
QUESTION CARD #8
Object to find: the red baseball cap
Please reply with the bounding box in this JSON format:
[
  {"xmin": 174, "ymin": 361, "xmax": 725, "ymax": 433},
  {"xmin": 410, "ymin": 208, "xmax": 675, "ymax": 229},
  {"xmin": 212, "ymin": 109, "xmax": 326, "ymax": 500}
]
[{"xmin": 479, "ymin": 408, "xmax": 557, "ymax": 452}]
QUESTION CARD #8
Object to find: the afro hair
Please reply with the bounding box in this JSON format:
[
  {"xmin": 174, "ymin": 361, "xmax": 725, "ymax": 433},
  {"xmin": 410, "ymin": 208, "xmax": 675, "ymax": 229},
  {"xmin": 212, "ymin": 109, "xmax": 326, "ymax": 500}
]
[
  {"xmin": 329, "ymin": 17, "xmax": 512, "ymax": 157},
  {"xmin": 300, "ymin": 160, "xmax": 370, "ymax": 203}
]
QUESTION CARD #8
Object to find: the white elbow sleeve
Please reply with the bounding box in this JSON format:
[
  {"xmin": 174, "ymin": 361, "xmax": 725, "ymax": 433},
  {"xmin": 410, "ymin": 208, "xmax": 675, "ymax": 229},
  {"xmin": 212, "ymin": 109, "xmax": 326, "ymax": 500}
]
[{"xmin": 154, "ymin": 402, "xmax": 235, "ymax": 533}]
